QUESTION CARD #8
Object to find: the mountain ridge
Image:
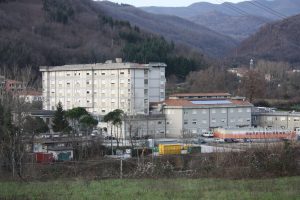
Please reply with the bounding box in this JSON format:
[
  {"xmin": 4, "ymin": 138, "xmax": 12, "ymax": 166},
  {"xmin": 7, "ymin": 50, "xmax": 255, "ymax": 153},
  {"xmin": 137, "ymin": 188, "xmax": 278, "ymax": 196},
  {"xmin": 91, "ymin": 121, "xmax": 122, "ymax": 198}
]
[
  {"xmin": 141, "ymin": 0, "xmax": 300, "ymax": 40},
  {"xmin": 94, "ymin": 1, "xmax": 238, "ymax": 57}
]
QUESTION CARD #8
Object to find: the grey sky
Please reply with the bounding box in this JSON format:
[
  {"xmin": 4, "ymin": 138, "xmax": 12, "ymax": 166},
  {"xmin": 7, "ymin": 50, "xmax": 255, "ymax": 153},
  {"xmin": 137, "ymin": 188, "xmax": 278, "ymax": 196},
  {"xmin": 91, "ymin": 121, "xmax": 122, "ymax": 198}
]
[{"xmin": 105, "ymin": 0, "xmax": 246, "ymax": 7}]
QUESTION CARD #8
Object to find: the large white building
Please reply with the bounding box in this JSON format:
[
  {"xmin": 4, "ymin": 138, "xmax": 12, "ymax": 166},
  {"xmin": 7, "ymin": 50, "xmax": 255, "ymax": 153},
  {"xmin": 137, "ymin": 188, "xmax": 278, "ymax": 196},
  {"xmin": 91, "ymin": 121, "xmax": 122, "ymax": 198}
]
[{"xmin": 40, "ymin": 59, "xmax": 166, "ymax": 115}]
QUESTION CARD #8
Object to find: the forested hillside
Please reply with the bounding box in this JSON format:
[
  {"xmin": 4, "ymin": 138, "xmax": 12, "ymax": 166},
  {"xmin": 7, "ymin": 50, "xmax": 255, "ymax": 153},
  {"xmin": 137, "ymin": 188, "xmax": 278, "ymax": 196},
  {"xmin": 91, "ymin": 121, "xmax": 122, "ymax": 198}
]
[
  {"xmin": 93, "ymin": 1, "xmax": 237, "ymax": 57},
  {"xmin": 0, "ymin": 0, "xmax": 207, "ymax": 79},
  {"xmin": 234, "ymin": 14, "xmax": 300, "ymax": 65}
]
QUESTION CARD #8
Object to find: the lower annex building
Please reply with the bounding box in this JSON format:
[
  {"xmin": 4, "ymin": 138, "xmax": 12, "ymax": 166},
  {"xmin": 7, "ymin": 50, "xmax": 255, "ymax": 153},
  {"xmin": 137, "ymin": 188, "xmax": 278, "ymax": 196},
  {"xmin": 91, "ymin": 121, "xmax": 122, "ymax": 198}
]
[{"xmin": 160, "ymin": 93, "xmax": 253, "ymax": 138}]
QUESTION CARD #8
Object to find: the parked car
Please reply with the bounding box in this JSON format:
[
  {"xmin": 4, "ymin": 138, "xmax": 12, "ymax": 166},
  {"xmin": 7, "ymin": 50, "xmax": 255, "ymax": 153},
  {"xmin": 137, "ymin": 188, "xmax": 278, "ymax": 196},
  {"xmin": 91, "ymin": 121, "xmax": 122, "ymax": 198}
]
[
  {"xmin": 198, "ymin": 138, "xmax": 207, "ymax": 144},
  {"xmin": 215, "ymin": 138, "xmax": 225, "ymax": 143},
  {"xmin": 202, "ymin": 131, "xmax": 214, "ymax": 138},
  {"xmin": 224, "ymin": 138, "xmax": 239, "ymax": 143},
  {"xmin": 243, "ymin": 138, "xmax": 253, "ymax": 143},
  {"xmin": 131, "ymin": 136, "xmax": 140, "ymax": 140},
  {"xmin": 105, "ymin": 136, "xmax": 116, "ymax": 140}
]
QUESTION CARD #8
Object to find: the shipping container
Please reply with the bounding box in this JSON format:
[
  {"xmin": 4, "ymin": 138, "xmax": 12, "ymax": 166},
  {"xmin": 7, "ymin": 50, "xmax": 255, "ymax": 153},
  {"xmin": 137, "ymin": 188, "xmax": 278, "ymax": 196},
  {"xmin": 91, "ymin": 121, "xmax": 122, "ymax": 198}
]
[
  {"xmin": 57, "ymin": 152, "xmax": 72, "ymax": 161},
  {"xmin": 188, "ymin": 146, "xmax": 201, "ymax": 154},
  {"xmin": 35, "ymin": 152, "xmax": 53, "ymax": 163},
  {"xmin": 159, "ymin": 144, "xmax": 182, "ymax": 155}
]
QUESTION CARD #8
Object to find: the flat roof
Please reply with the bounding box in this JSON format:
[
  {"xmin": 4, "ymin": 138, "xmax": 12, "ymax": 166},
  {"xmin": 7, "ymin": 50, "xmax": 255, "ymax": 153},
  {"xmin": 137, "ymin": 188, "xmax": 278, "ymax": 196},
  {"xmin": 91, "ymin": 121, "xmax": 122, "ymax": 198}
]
[
  {"xmin": 40, "ymin": 62, "xmax": 166, "ymax": 72},
  {"xmin": 170, "ymin": 93, "xmax": 231, "ymax": 97},
  {"xmin": 164, "ymin": 99, "xmax": 252, "ymax": 108},
  {"xmin": 191, "ymin": 100, "xmax": 232, "ymax": 105},
  {"xmin": 253, "ymin": 111, "xmax": 300, "ymax": 117}
]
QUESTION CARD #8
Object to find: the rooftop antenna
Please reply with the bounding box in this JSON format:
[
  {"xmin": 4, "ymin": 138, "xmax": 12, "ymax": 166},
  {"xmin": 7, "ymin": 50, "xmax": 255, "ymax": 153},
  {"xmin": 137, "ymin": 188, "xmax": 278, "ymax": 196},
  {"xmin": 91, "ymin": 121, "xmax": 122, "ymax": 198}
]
[{"xmin": 250, "ymin": 58, "xmax": 254, "ymax": 70}]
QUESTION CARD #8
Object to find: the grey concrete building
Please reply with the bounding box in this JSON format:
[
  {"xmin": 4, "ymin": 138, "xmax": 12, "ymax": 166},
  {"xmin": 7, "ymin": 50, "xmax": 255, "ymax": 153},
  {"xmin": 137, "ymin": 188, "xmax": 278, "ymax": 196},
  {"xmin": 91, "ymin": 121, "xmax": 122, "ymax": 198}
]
[
  {"xmin": 123, "ymin": 114, "xmax": 166, "ymax": 139},
  {"xmin": 252, "ymin": 110, "xmax": 300, "ymax": 131},
  {"xmin": 162, "ymin": 98, "xmax": 253, "ymax": 138}
]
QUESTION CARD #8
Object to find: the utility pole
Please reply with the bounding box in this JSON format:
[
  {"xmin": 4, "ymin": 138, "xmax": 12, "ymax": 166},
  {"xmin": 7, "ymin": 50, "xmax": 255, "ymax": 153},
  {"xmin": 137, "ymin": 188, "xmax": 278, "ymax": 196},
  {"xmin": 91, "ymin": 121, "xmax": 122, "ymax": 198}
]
[{"xmin": 120, "ymin": 159, "xmax": 123, "ymax": 179}]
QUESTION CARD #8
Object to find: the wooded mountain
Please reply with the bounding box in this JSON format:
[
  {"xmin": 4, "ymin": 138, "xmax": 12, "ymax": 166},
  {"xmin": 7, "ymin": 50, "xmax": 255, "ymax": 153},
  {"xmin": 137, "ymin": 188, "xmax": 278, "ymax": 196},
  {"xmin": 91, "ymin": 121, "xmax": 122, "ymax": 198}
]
[
  {"xmin": 234, "ymin": 14, "xmax": 300, "ymax": 65},
  {"xmin": 142, "ymin": 0, "xmax": 300, "ymax": 40},
  {"xmin": 93, "ymin": 1, "xmax": 237, "ymax": 57},
  {"xmin": 0, "ymin": 0, "xmax": 210, "ymax": 78}
]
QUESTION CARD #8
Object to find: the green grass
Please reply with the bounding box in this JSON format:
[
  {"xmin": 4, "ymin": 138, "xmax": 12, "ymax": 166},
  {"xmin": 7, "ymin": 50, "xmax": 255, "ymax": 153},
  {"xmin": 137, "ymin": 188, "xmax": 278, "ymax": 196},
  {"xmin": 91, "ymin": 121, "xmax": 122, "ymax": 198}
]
[{"xmin": 0, "ymin": 177, "xmax": 299, "ymax": 200}]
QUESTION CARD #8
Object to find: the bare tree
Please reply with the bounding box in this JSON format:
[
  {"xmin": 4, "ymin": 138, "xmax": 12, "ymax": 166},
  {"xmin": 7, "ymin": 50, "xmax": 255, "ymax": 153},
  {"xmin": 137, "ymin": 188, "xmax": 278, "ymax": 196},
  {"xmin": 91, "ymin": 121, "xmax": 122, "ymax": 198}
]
[{"xmin": 240, "ymin": 70, "xmax": 267, "ymax": 102}]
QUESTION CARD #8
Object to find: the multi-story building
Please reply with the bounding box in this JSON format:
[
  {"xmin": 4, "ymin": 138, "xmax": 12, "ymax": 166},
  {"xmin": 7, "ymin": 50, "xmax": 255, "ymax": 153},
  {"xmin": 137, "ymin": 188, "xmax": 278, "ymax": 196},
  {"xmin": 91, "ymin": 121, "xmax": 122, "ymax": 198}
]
[
  {"xmin": 161, "ymin": 95, "xmax": 253, "ymax": 138},
  {"xmin": 252, "ymin": 110, "xmax": 300, "ymax": 131},
  {"xmin": 40, "ymin": 59, "xmax": 166, "ymax": 115},
  {"xmin": 5, "ymin": 79, "xmax": 26, "ymax": 94}
]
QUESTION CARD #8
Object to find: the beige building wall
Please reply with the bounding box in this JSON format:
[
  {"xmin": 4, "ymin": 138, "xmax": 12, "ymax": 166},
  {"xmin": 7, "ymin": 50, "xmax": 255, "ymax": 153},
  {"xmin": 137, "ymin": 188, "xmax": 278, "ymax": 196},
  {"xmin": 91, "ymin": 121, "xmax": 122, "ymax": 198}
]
[{"xmin": 41, "ymin": 61, "xmax": 166, "ymax": 115}]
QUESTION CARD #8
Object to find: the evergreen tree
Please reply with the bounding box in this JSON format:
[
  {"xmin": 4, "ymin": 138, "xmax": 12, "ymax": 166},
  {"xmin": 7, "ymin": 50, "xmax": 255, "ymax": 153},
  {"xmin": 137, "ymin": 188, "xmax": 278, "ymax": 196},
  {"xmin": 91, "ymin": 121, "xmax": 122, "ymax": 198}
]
[{"xmin": 52, "ymin": 102, "xmax": 69, "ymax": 133}]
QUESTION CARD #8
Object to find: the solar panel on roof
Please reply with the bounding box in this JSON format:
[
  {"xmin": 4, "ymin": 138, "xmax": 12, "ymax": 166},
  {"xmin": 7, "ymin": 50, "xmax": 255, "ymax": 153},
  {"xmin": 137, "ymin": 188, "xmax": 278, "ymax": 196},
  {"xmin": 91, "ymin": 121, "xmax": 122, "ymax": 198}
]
[{"xmin": 191, "ymin": 100, "xmax": 232, "ymax": 105}]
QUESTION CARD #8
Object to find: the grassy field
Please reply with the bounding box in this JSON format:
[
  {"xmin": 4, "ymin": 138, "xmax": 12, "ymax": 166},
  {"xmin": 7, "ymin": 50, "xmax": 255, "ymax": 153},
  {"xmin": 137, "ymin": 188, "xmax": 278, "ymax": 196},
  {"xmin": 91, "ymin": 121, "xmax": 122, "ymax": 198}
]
[{"xmin": 0, "ymin": 177, "xmax": 299, "ymax": 200}]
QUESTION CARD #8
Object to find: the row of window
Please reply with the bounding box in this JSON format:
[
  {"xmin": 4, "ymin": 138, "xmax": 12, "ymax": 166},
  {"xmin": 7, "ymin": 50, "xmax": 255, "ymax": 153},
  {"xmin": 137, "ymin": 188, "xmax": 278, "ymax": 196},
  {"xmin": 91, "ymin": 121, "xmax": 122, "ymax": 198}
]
[
  {"xmin": 266, "ymin": 116, "xmax": 300, "ymax": 122},
  {"xmin": 52, "ymin": 70, "xmax": 131, "ymax": 77},
  {"xmin": 183, "ymin": 108, "xmax": 251, "ymax": 115},
  {"xmin": 183, "ymin": 118, "xmax": 251, "ymax": 125},
  {"xmin": 245, "ymin": 131, "xmax": 292, "ymax": 135}
]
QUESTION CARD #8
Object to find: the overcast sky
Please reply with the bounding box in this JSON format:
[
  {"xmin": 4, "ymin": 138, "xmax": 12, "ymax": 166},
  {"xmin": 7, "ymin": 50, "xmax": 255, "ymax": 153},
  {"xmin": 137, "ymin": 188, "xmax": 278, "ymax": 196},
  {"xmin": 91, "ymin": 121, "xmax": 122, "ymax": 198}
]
[{"xmin": 104, "ymin": 0, "xmax": 246, "ymax": 7}]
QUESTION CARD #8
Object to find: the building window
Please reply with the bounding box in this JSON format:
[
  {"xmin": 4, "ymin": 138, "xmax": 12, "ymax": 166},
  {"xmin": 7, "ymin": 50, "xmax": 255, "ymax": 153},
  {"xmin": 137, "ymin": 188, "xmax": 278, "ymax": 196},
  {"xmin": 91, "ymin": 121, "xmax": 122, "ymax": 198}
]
[
  {"xmin": 158, "ymin": 121, "xmax": 162, "ymax": 125},
  {"xmin": 211, "ymin": 119, "xmax": 216, "ymax": 123},
  {"xmin": 211, "ymin": 109, "xmax": 216, "ymax": 114},
  {"xmin": 221, "ymin": 109, "xmax": 226, "ymax": 114},
  {"xmin": 120, "ymin": 72, "xmax": 124, "ymax": 75},
  {"xmin": 192, "ymin": 121, "xmax": 197, "ymax": 125},
  {"xmin": 184, "ymin": 121, "xmax": 188, "ymax": 125},
  {"xmin": 247, "ymin": 108, "xmax": 251, "ymax": 113},
  {"xmin": 86, "ymin": 72, "xmax": 90, "ymax": 75},
  {"xmin": 101, "ymin": 72, "xmax": 105, "ymax": 75},
  {"xmin": 238, "ymin": 108, "xmax": 242, "ymax": 113},
  {"xmin": 192, "ymin": 110, "xmax": 197, "ymax": 114}
]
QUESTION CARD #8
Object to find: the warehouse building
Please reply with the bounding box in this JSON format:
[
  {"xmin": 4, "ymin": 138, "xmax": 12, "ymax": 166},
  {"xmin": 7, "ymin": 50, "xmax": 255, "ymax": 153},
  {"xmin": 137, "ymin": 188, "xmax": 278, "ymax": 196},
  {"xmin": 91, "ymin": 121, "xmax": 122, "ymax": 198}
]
[{"xmin": 252, "ymin": 109, "xmax": 300, "ymax": 131}]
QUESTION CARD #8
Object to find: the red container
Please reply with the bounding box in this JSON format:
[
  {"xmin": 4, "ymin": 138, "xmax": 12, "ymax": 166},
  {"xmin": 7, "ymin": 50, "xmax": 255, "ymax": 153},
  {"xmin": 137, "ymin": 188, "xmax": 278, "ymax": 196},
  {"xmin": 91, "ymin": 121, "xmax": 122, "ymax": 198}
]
[{"xmin": 35, "ymin": 152, "xmax": 53, "ymax": 163}]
